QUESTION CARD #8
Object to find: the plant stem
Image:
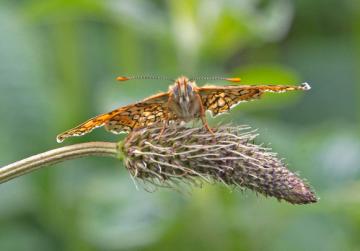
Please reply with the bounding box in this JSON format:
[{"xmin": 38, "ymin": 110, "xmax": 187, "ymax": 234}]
[{"xmin": 0, "ymin": 142, "xmax": 118, "ymax": 184}]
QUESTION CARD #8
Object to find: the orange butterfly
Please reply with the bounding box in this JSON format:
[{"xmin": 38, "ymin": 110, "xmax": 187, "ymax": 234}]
[{"xmin": 56, "ymin": 76, "xmax": 311, "ymax": 143}]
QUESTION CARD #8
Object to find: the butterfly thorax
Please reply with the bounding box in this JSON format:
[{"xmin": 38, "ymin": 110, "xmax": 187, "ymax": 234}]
[{"xmin": 168, "ymin": 76, "xmax": 201, "ymax": 122}]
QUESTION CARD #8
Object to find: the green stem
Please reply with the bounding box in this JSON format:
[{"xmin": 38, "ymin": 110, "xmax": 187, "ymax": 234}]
[{"xmin": 0, "ymin": 142, "xmax": 119, "ymax": 184}]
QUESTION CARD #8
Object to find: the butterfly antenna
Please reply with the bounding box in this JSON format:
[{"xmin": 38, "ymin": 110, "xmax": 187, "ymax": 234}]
[
  {"xmin": 192, "ymin": 76, "xmax": 241, "ymax": 83},
  {"xmin": 116, "ymin": 75, "xmax": 173, "ymax": 82}
]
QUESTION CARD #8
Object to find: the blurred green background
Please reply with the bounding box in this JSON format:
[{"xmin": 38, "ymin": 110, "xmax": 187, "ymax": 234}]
[{"xmin": 0, "ymin": 0, "xmax": 359, "ymax": 250}]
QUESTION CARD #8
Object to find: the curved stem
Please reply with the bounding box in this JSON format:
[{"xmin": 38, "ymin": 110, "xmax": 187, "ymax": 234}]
[{"xmin": 0, "ymin": 142, "xmax": 119, "ymax": 184}]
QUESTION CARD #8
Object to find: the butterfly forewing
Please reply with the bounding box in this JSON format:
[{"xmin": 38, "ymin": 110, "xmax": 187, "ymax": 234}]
[
  {"xmin": 56, "ymin": 92, "xmax": 169, "ymax": 142},
  {"xmin": 198, "ymin": 84, "xmax": 308, "ymax": 116},
  {"xmin": 105, "ymin": 102, "xmax": 169, "ymax": 133}
]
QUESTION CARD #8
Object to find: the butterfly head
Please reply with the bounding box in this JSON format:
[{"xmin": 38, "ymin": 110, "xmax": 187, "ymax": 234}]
[{"xmin": 171, "ymin": 76, "xmax": 197, "ymax": 105}]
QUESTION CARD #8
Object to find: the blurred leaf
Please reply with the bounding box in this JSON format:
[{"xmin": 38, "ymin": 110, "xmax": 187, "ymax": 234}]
[{"xmin": 0, "ymin": 7, "xmax": 50, "ymax": 163}]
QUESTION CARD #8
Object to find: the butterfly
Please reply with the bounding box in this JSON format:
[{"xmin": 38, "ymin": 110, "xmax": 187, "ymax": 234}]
[{"xmin": 56, "ymin": 75, "xmax": 311, "ymax": 142}]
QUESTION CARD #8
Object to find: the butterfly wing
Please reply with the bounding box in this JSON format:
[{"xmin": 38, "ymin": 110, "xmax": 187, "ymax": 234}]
[
  {"xmin": 104, "ymin": 101, "xmax": 169, "ymax": 133},
  {"xmin": 56, "ymin": 92, "xmax": 169, "ymax": 143},
  {"xmin": 198, "ymin": 83, "xmax": 310, "ymax": 116}
]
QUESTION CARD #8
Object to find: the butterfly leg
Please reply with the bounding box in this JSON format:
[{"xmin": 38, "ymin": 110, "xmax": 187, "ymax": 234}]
[
  {"xmin": 201, "ymin": 116, "xmax": 214, "ymax": 135},
  {"xmin": 196, "ymin": 94, "xmax": 214, "ymax": 135},
  {"xmin": 158, "ymin": 119, "xmax": 168, "ymax": 139},
  {"xmin": 157, "ymin": 97, "xmax": 172, "ymax": 139}
]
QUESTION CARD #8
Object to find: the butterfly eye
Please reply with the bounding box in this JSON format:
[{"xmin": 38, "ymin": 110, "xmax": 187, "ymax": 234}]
[
  {"xmin": 173, "ymin": 86, "xmax": 179, "ymax": 97},
  {"xmin": 186, "ymin": 84, "xmax": 192, "ymax": 94}
]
